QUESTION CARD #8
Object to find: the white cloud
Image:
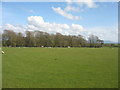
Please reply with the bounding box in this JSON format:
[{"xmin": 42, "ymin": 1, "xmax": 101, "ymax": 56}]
[
  {"xmin": 27, "ymin": 16, "xmax": 84, "ymax": 34},
  {"xmin": 27, "ymin": 24, "xmax": 39, "ymax": 30},
  {"xmin": 75, "ymin": 0, "xmax": 98, "ymax": 8},
  {"xmin": 2, "ymin": 24, "xmax": 27, "ymax": 33},
  {"xmin": 64, "ymin": 5, "xmax": 81, "ymax": 12},
  {"xmin": 52, "ymin": 7, "xmax": 80, "ymax": 20},
  {"xmin": 2, "ymin": 16, "xmax": 84, "ymax": 35},
  {"xmin": 71, "ymin": 24, "xmax": 83, "ymax": 31},
  {"xmin": 27, "ymin": 9, "xmax": 35, "ymax": 13},
  {"xmin": 52, "ymin": 0, "xmax": 98, "ymax": 20},
  {"xmin": 83, "ymin": 25, "xmax": 118, "ymax": 42},
  {"xmin": 27, "ymin": 16, "xmax": 44, "ymax": 26},
  {"xmin": 2, "ymin": 16, "xmax": 118, "ymax": 42}
]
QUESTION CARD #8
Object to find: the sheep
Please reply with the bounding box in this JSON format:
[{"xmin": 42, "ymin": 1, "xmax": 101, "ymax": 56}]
[
  {"xmin": 1, "ymin": 51, "xmax": 4, "ymax": 54},
  {"xmin": 68, "ymin": 46, "xmax": 71, "ymax": 48}
]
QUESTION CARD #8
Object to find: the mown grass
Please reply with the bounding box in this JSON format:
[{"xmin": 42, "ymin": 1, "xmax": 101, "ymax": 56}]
[{"xmin": 2, "ymin": 47, "xmax": 118, "ymax": 88}]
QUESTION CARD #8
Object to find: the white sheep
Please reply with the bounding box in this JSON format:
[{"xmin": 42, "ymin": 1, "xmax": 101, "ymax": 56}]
[
  {"xmin": 2, "ymin": 51, "xmax": 4, "ymax": 54},
  {"xmin": 68, "ymin": 46, "xmax": 71, "ymax": 48}
]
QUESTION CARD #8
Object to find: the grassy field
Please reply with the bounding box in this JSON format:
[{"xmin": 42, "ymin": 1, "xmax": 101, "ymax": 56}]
[{"xmin": 2, "ymin": 47, "xmax": 118, "ymax": 88}]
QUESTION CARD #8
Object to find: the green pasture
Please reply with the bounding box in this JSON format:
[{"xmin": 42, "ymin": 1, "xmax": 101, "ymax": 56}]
[{"xmin": 2, "ymin": 47, "xmax": 118, "ymax": 88}]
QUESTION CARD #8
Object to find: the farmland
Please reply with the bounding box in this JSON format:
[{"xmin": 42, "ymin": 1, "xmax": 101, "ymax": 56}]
[{"xmin": 2, "ymin": 47, "xmax": 118, "ymax": 88}]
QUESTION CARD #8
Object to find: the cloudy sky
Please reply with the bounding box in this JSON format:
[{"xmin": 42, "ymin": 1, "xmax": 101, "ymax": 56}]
[{"xmin": 1, "ymin": 0, "xmax": 118, "ymax": 42}]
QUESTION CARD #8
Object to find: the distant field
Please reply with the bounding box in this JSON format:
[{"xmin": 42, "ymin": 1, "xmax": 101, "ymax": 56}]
[{"xmin": 2, "ymin": 47, "xmax": 118, "ymax": 88}]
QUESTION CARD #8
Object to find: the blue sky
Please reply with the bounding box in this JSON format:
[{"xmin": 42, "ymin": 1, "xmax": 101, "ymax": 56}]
[
  {"xmin": 1, "ymin": 1, "xmax": 118, "ymax": 42},
  {"xmin": 2, "ymin": 2, "xmax": 117, "ymax": 26}
]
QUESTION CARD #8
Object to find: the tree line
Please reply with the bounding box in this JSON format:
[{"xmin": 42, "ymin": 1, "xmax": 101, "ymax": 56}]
[{"xmin": 2, "ymin": 30, "xmax": 104, "ymax": 48}]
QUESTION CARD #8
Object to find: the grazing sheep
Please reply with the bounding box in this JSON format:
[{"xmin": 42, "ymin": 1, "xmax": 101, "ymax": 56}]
[
  {"xmin": 68, "ymin": 46, "xmax": 71, "ymax": 48},
  {"xmin": 2, "ymin": 51, "xmax": 4, "ymax": 54}
]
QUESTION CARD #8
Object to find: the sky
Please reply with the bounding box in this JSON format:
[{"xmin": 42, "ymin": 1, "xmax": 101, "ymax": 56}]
[{"xmin": 0, "ymin": 1, "xmax": 118, "ymax": 42}]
